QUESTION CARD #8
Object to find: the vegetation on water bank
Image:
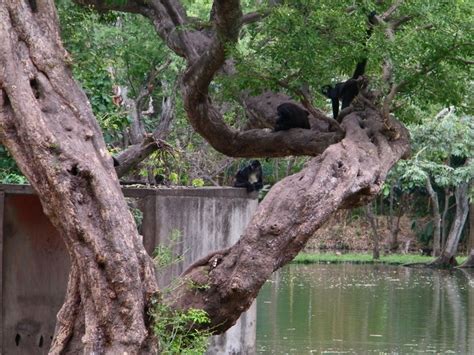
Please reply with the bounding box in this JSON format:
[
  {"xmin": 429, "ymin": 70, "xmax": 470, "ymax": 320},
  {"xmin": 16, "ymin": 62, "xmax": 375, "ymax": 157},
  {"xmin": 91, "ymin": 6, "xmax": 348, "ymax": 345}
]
[{"xmin": 293, "ymin": 253, "xmax": 467, "ymax": 265}]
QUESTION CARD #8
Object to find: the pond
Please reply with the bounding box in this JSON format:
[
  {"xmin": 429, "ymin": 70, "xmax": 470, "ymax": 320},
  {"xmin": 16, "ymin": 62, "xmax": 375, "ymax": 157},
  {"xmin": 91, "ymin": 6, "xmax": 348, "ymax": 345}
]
[{"xmin": 257, "ymin": 263, "xmax": 474, "ymax": 354}]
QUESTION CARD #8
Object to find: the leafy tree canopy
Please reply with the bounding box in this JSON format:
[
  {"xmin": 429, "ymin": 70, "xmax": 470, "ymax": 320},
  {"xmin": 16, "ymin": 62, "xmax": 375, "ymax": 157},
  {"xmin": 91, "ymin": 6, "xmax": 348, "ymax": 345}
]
[{"xmin": 221, "ymin": 0, "xmax": 472, "ymax": 122}]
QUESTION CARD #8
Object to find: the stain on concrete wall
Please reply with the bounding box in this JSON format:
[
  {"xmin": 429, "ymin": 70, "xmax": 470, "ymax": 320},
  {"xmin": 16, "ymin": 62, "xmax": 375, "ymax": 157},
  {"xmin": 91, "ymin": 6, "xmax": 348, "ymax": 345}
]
[{"xmin": 139, "ymin": 188, "xmax": 258, "ymax": 354}]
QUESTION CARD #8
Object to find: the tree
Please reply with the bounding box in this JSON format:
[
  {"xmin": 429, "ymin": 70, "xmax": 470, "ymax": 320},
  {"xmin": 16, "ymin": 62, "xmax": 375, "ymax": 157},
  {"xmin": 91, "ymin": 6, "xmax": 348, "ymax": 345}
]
[
  {"xmin": 396, "ymin": 111, "xmax": 473, "ymax": 266},
  {"xmin": 460, "ymin": 185, "xmax": 474, "ymax": 268},
  {"xmin": 0, "ymin": 0, "xmax": 471, "ymax": 352}
]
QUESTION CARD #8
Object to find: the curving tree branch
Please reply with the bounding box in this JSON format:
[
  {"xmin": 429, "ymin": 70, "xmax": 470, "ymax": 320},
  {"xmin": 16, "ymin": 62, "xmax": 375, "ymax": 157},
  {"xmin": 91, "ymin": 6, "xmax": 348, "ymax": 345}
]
[{"xmin": 165, "ymin": 111, "xmax": 410, "ymax": 332}]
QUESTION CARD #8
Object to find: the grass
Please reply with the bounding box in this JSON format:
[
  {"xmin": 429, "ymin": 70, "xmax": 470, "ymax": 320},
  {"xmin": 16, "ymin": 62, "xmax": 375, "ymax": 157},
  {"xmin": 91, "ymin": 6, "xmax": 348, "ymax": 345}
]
[{"xmin": 293, "ymin": 252, "xmax": 467, "ymax": 265}]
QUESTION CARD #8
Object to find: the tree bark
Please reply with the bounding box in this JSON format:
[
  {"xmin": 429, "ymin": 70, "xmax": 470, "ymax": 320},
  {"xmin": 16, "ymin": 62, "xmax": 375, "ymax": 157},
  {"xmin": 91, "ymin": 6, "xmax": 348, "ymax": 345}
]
[
  {"xmin": 426, "ymin": 177, "xmax": 441, "ymax": 256},
  {"xmin": 366, "ymin": 202, "xmax": 380, "ymax": 260},
  {"xmin": 441, "ymin": 186, "xmax": 451, "ymax": 249},
  {"xmin": 430, "ymin": 182, "xmax": 469, "ymax": 268},
  {"xmin": 386, "ymin": 186, "xmax": 405, "ymax": 253},
  {"xmin": 165, "ymin": 112, "xmax": 409, "ymax": 332},
  {"xmin": 459, "ymin": 181, "xmax": 474, "ymax": 268},
  {"xmin": 0, "ymin": 3, "xmax": 158, "ymax": 353}
]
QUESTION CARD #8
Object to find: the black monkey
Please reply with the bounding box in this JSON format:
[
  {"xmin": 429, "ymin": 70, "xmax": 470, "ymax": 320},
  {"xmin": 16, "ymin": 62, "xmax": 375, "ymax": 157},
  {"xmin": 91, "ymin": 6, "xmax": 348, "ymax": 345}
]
[
  {"xmin": 234, "ymin": 160, "xmax": 264, "ymax": 192},
  {"xmin": 420, "ymin": 247, "xmax": 433, "ymax": 256},
  {"xmin": 321, "ymin": 61, "xmax": 367, "ymax": 121},
  {"xmin": 154, "ymin": 174, "xmax": 170, "ymax": 186},
  {"xmin": 322, "ymin": 11, "xmax": 377, "ymax": 121},
  {"xmin": 274, "ymin": 103, "xmax": 311, "ymax": 131}
]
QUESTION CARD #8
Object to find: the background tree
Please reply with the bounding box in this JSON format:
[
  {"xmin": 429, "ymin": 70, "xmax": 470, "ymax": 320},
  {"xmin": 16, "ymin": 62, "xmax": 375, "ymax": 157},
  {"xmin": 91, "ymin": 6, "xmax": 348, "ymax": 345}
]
[
  {"xmin": 395, "ymin": 110, "xmax": 473, "ymax": 265},
  {"xmin": 0, "ymin": 0, "xmax": 471, "ymax": 352}
]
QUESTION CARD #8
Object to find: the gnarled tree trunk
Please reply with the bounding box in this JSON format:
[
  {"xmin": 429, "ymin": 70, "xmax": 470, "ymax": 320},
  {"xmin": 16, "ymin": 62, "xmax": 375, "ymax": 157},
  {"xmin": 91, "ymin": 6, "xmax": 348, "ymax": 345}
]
[
  {"xmin": 459, "ymin": 181, "xmax": 473, "ymax": 268},
  {"xmin": 0, "ymin": 3, "xmax": 158, "ymax": 353},
  {"xmin": 430, "ymin": 182, "xmax": 469, "ymax": 268}
]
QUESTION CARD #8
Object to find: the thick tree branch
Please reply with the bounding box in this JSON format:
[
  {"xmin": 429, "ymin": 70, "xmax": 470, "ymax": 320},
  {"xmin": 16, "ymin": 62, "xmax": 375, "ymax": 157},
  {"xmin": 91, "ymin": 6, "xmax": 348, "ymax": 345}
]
[
  {"xmin": 167, "ymin": 110, "xmax": 410, "ymax": 333},
  {"xmin": 0, "ymin": 3, "xmax": 158, "ymax": 352},
  {"xmin": 181, "ymin": 0, "xmax": 344, "ymax": 157},
  {"xmin": 115, "ymin": 83, "xmax": 176, "ymax": 177},
  {"xmin": 75, "ymin": 0, "xmax": 203, "ymax": 60}
]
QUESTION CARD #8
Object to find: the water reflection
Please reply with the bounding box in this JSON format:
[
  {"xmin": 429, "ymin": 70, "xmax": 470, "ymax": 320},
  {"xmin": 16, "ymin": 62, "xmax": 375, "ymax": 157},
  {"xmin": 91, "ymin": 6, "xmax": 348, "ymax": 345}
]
[{"xmin": 257, "ymin": 264, "xmax": 474, "ymax": 354}]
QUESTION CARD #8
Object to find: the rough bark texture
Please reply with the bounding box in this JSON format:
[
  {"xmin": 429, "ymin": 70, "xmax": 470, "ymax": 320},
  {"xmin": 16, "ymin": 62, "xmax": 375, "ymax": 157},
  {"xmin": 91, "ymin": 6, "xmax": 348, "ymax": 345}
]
[
  {"xmin": 366, "ymin": 203, "xmax": 380, "ymax": 260},
  {"xmin": 430, "ymin": 182, "xmax": 469, "ymax": 268},
  {"xmin": 460, "ymin": 196, "xmax": 474, "ymax": 267},
  {"xmin": 426, "ymin": 177, "xmax": 441, "ymax": 256},
  {"xmin": 441, "ymin": 187, "xmax": 451, "ymax": 249},
  {"xmin": 1, "ymin": 0, "xmax": 412, "ymax": 352},
  {"xmin": 0, "ymin": 2, "xmax": 158, "ymax": 353},
  {"xmin": 166, "ymin": 111, "xmax": 409, "ymax": 332}
]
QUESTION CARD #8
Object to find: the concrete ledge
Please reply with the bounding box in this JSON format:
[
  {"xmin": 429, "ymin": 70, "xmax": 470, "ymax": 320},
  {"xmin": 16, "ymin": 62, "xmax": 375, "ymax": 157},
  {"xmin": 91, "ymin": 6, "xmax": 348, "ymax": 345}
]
[{"xmin": 0, "ymin": 184, "xmax": 257, "ymax": 199}]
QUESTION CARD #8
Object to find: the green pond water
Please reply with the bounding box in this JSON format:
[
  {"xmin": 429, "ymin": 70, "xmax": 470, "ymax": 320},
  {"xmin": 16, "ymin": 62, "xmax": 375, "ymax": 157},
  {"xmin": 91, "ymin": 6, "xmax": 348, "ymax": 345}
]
[{"xmin": 256, "ymin": 263, "xmax": 474, "ymax": 354}]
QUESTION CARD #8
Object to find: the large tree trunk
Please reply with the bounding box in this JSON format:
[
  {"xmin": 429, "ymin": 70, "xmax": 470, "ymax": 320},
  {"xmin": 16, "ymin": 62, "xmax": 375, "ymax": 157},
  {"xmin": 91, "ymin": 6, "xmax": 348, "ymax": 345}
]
[
  {"xmin": 459, "ymin": 182, "xmax": 474, "ymax": 268},
  {"xmin": 441, "ymin": 186, "xmax": 451, "ymax": 249},
  {"xmin": 430, "ymin": 182, "xmax": 469, "ymax": 268},
  {"xmin": 165, "ymin": 111, "xmax": 409, "ymax": 332},
  {"xmin": 366, "ymin": 202, "xmax": 380, "ymax": 260},
  {"xmin": 0, "ymin": 3, "xmax": 158, "ymax": 353},
  {"xmin": 387, "ymin": 185, "xmax": 400, "ymax": 252},
  {"xmin": 426, "ymin": 177, "xmax": 441, "ymax": 256}
]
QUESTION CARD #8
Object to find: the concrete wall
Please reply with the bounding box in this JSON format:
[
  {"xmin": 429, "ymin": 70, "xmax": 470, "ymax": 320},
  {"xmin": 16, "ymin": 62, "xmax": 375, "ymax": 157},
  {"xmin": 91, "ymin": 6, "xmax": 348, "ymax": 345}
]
[
  {"xmin": 139, "ymin": 188, "xmax": 258, "ymax": 355},
  {"xmin": 1, "ymin": 193, "xmax": 70, "ymax": 354},
  {"xmin": 0, "ymin": 185, "xmax": 257, "ymax": 354}
]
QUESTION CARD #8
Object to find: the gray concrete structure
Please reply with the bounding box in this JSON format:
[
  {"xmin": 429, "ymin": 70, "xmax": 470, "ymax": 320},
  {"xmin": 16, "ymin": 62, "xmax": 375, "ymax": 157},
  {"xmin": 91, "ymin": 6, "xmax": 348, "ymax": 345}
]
[{"xmin": 0, "ymin": 184, "xmax": 257, "ymax": 354}]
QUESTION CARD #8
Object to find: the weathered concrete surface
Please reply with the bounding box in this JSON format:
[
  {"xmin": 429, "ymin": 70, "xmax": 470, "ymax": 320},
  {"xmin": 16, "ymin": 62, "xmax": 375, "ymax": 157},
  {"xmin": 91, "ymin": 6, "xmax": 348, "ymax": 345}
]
[
  {"xmin": 1, "ymin": 193, "xmax": 69, "ymax": 354},
  {"xmin": 0, "ymin": 185, "xmax": 257, "ymax": 354},
  {"xmin": 139, "ymin": 187, "xmax": 258, "ymax": 355}
]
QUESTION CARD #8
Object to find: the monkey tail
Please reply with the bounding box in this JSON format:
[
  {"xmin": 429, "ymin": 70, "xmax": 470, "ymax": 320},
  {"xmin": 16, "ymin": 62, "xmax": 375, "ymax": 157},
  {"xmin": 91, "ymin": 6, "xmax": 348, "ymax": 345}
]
[{"xmin": 352, "ymin": 59, "xmax": 367, "ymax": 79}]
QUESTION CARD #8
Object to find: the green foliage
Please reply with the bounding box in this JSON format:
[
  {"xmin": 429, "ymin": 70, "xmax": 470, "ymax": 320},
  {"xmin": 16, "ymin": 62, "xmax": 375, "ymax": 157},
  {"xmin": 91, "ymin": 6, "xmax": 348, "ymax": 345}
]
[
  {"xmin": 153, "ymin": 229, "xmax": 185, "ymax": 271},
  {"xmin": 191, "ymin": 178, "xmax": 205, "ymax": 187},
  {"xmin": 150, "ymin": 227, "xmax": 210, "ymax": 353},
  {"xmin": 0, "ymin": 146, "xmax": 27, "ymax": 184},
  {"xmin": 219, "ymin": 0, "xmax": 472, "ymax": 122},
  {"xmin": 129, "ymin": 204, "xmax": 144, "ymax": 229},
  {"xmin": 57, "ymin": 1, "xmax": 126, "ymax": 138},
  {"xmin": 151, "ymin": 301, "xmax": 211, "ymax": 354},
  {"xmin": 294, "ymin": 252, "xmax": 467, "ymax": 265},
  {"xmin": 395, "ymin": 111, "xmax": 473, "ymax": 190},
  {"xmin": 411, "ymin": 220, "xmax": 434, "ymax": 246},
  {"xmin": 56, "ymin": 0, "xmax": 182, "ymax": 146}
]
